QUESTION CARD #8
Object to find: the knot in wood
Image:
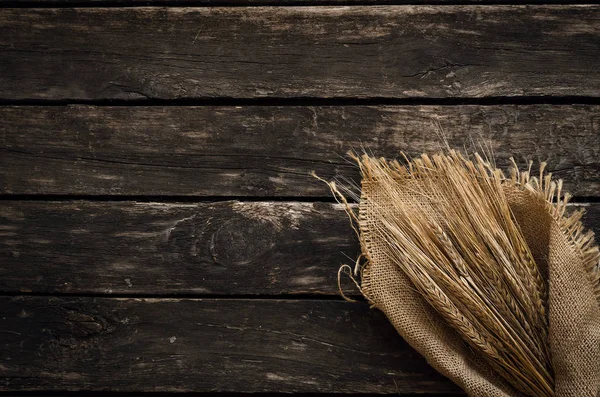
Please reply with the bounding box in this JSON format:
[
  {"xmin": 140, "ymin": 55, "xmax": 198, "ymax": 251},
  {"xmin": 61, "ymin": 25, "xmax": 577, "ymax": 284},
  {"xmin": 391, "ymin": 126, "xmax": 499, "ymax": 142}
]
[
  {"xmin": 209, "ymin": 218, "xmax": 276, "ymax": 266},
  {"xmin": 65, "ymin": 311, "xmax": 105, "ymax": 336}
]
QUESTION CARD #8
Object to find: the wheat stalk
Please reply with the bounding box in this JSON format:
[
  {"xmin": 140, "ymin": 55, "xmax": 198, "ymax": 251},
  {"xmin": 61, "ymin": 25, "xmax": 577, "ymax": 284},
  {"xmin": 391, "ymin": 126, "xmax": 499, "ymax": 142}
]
[{"xmin": 354, "ymin": 151, "xmax": 554, "ymax": 396}]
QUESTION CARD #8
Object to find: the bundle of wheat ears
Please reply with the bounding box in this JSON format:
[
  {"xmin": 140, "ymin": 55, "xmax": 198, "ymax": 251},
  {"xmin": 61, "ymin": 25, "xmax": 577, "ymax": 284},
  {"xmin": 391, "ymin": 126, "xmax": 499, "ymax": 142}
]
[{"xmin": 317, "ymin": 151, "xmax": 600, "ymax": 397}]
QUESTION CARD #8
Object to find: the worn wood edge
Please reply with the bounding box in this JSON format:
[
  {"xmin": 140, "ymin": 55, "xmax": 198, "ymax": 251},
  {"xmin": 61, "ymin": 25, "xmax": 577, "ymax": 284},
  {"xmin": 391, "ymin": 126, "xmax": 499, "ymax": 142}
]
[
  {"xmin": 0, "ymin": 296, "xmax": 461, "ymax": 393},
  {"xmin": 1, "ymin": 105, "xmax": 599, "ymax": 197},
  {"xmin": 1, "ymin": 200, "xmax": 598, "ymax": 295},
  {"xmin": 0, "ymin": 0, "xmax": 593, "ymax": 5},
  {"xmin": 1, "ymin": 6, "xmax": 599, "ymax": 100}
]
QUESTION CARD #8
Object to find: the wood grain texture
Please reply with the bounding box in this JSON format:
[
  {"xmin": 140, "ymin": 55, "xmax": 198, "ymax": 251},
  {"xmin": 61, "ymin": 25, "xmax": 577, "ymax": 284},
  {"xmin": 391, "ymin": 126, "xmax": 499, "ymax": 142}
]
[
  {"xmin": 0, "ymin": 297, "xmax": 460, "ymax": 393},
  {"xmin": 0, "ymin": 201, "xmax": 358, "ymax": 295},
  {"xmin": 0, "ymin": 6, "xmax": 599, "ymax": 100},
  {"xmin": 2, "ymin": 105, "xmax": 600, "ymax": 197},
  {"xmin": 1, "ymin": 200, "xmax": 598, "ymax": 295}
]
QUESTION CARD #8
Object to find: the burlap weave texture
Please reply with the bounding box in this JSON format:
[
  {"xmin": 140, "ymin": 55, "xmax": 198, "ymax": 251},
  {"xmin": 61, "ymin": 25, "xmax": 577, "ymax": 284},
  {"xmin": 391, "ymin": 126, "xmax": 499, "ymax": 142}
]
[{"xmin": 358, "ymin": 179, "xmax": 600, "ymax": 397}]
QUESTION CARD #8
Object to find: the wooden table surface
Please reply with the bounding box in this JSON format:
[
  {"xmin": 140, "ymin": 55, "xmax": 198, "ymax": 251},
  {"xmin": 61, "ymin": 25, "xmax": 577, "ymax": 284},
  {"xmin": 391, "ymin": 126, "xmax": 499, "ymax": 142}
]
[{"xmin": 1, "ymin": 1, "xmax": 599, "ymax": 396}]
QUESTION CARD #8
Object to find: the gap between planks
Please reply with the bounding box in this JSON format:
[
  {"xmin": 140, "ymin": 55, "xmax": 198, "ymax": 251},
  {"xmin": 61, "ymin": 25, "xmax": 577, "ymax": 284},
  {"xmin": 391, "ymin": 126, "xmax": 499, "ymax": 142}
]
[
  {"xmin": 2, "ymin": 96, "xmax": 600, "ymax": 107},
  {"xmin": 1, "ymin": 0, "xmax": 599, "ymax": 8}
]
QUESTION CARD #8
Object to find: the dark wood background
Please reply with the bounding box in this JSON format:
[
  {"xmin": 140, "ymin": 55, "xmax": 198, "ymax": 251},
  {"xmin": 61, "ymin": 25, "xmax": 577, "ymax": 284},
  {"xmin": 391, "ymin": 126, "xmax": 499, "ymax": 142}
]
[{"xmin": 1, "ymin": 1, "xmax": 599, "ymax": 396}]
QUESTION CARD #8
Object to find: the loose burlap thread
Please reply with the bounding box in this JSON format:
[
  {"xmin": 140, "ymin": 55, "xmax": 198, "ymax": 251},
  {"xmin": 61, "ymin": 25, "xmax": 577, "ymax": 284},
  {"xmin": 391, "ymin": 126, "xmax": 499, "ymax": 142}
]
[{"xmin": 354, "ymin": 173, "xmax": 600, "ymax": 396}]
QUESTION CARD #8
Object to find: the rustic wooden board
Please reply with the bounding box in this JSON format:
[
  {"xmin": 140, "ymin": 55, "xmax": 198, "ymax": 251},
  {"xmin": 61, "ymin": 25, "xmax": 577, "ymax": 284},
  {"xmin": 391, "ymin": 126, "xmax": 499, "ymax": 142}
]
[
  {"xmin": 2, "ymin": 105, "xmax": 600, "ymax": 197},
  {"xmin": 1, "ymin": 200, "xmax": 598, "ymax": 295},
  {"xmin": 0, "ymin": 200, "xmax": 358, "ymax": 295},
  {"xmin": 1, "ymin": 6, "xmax": 599, "ymax": 100},
  {"xmin": 0, "ymin": 297, "xmax": 460, "ymax": 393}
]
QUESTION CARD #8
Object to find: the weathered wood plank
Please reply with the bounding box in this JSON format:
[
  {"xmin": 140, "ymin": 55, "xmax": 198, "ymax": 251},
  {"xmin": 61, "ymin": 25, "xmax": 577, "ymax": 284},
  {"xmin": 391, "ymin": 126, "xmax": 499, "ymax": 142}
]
[
  {"xmin": 0, "ymin": 6, "xmax": 599, "ymax": 100},
  {"xmin": 1, "ymin": 200, "xmax": 598, "ymax": 295},
  {"xmin": 1, "ymin": 105, "xmax": 599, "ymax": 197},
  {"xmin": 0, "ymin": 297, "xmax": 460, "ymax": 393},
  {"xmin": 0, "ymin": 201, "xmax": 359, "ymax": 295},
  {"xmin": 0, "ymin": 201, "xmax": 357, "ymax": 295}
]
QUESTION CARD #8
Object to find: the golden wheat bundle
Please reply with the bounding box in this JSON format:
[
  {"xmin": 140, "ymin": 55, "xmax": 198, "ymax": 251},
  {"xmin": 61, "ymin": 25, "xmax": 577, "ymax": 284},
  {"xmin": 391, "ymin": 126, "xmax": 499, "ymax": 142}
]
[{"xmin": 317, "ymin": 150, "xmax": 600, "ymax": 397}]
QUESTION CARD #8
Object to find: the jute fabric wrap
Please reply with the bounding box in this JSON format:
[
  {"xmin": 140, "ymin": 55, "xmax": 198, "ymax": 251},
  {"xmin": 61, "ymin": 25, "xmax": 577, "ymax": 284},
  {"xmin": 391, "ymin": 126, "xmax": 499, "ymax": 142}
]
[{"xmin": 358, "ymin": 178, "xmax": 600, "ymax": 397}]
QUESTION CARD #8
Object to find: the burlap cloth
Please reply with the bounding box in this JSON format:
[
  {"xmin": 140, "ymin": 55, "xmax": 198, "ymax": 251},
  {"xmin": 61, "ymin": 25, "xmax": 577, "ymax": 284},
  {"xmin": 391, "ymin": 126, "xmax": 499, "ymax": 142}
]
[{"xmin": 357, "ymin": 179, "xmax": 600, "ymax": 397}]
